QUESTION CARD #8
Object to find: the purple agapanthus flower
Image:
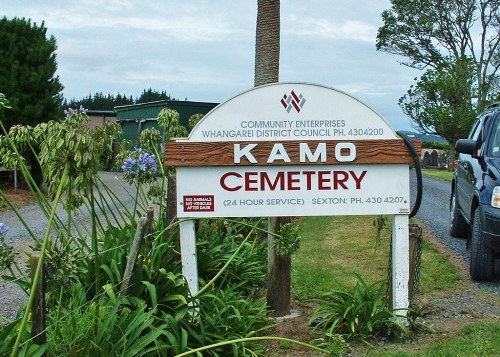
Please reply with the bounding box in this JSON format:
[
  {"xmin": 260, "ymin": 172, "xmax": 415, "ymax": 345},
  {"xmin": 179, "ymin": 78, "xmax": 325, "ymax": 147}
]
[
  {"xmin": 122, "ymin": 150, "xmax": 158, "ymax": 183},
  {"xmin": 138, "ymin": 152, "xmax": 157, "ymax": 174},
  {"xmin": 0, "ymin": 223, "xmax": 8, "ymax": 237},
  {"xmin": 122, "ymin": 157, "xmax": 137, "ymax": 173}
]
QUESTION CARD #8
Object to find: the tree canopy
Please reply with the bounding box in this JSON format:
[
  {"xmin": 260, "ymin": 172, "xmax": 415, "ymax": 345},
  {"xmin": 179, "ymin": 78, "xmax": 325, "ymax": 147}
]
[
  {"xmin": 399, "ymin": 58, "xmax": 478, "ymax": 146},
  {"xmin": 136, "ymin": 88, "xmax": 172, "ymax": 104},
  {"xmin": 0, "ymin": 17, "xmax": 63, "ymax": 130},
  {"xmin": 377, "ymin": 0, "xmax": 500, "ymax": 140},
  {"xmin": 64, "ymin": 88, "xmax": 174, "ymax": 112},
  {"xmin": 64, "ymin": 92, "xmax": 134, "ymax": 111}
]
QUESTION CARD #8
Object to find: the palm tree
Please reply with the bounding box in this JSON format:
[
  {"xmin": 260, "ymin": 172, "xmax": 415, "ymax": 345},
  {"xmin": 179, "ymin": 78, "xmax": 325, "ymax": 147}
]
[
  {"xmin": 254, "ymin": 0, "xmax": 280, "ymax": 86},
  {"xmin": 254, "ymin": 0, "xmax": 291, "ymax": 317}
]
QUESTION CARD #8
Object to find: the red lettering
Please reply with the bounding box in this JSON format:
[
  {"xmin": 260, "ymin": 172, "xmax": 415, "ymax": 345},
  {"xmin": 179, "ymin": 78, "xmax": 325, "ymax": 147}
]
[
  {"xmin": 245, "ymin": 172, "xmax": 258, "ymax": 191},
  {"xmin": 333, "ymin": 171, "xmax": 349, "ymax": 189},
  {"xmin": 220, "ymin": 172, "xmax": 242, "ymax": 191},
  {"xmin": 302, "ymin": 171, "xmax": 315, "ymax": 190},
  {"xmin": 287, "ymin": 171, "xmax": 301, "ymax": 190},
  {"xmin": 350, "ymin": 170, "xmax": 367, "ymax": 189},
  {"xmin": 318, "ymin": 171, "xmax": 331, "ymax": 190},
  {"xmin": 261, "ymin": 172, "xmax": 285, "ymax": 191},
  {"xmin": 220, "ymin": 169, "xmax": 368, "ymax": 192}
]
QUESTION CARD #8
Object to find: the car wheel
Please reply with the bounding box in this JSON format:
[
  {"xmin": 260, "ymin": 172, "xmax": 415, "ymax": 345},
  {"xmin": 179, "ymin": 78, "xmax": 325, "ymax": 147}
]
[
  {"xmin": 449, "ymin": 189, "xmax": 468, "ymax": 238},
  {"xmin": 470, "ymin": 207, "xmax": 494, "ymax": 281}
]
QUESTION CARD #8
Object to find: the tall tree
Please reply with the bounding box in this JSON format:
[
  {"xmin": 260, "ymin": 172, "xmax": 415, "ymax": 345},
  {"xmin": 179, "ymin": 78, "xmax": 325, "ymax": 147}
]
[
  {"xmin": 254, "ymin": 0, "xmax": 290, "ymax": 317},
  {"xmin": 254, "ymin": 0, "xmax": 280, "ymax": 87},
  {"xmin": 136, "ymin": 88, "xmax": 172, "ymax": 103},
  {"xmin": 64, "ymin": 92, "xmax": 134, "ymax": 111},
  {"xmin": 377, "ymin": 0, "xmax": 500, "ymax": 113},
  {"xmin": 400, "ymin": 57, "xmax": 478, "ymax": 157},
  {"xmin": 0, "ymin": 17, "xmax": 63, "ymax": 130}
]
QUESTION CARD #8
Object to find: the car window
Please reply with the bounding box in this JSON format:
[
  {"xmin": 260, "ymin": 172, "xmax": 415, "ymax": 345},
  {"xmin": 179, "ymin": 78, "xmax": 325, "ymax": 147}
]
[
  {"xmin": 489, "ymin": 119, "xmax": 500, "ymax": 157},
  {"xmin": 468, "ymin": 120, "xmax": 481, "ymax": 140}
]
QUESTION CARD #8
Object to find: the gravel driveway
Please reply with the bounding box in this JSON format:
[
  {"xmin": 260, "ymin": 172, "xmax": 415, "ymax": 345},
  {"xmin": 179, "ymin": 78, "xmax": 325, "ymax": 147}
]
[{"xmin": 0, "ymin": 172, "xmax": 138, "ymax": 322}]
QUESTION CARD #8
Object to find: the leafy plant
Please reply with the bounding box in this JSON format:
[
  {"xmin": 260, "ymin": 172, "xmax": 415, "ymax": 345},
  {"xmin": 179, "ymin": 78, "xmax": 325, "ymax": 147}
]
[
  {"xmin": 33, "ymin": 233, "xmax": 85, "ymax": 290},
  {"xmin": 188, "ymin": 113, "xmax": 204, "ymax": 129},
  {"xmin": 196, "ymin": 219, "xmax": 267, "ymax": 296},
  {"xmin": 0, "ymin": 318, "xmax": 47, "ymax": 357},
  {"xmin": 94, "ymin": 122, "xmax": 122, "ymax": 170},
  {"xmin": 48, "ymin": 284, "xmax": 167, "ymax": 356},
  {"xmin": 274, "ymin": 220, "xmax": 301, "ymax": 256},
  {"xmin": 311, "ymin": 333, "xmax": 351, "ymax": 357},
  {"xmin": 0, "ymin": 223, "xmax": 16, "ymax": 272},
  {"xmin": 311, "ymin": 274, "xmax": 408, "ymax": 342},
  {"xmin": 0, "ymin": 106, "xmax": 282, "ymax": 356},
  {"xmin": 180, "ymin": 287, "xmax": 274, "ymax": 356}
]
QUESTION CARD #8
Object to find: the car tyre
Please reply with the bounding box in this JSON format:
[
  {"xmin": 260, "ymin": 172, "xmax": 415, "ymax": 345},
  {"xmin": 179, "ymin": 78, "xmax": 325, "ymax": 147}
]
[
  {"xmin": 449, "ymin": 189, "xmax": 468, "ymax": 238},
  {"xmin": 470, "ymin": 208, "xmax": 494, "ymax": 281}
]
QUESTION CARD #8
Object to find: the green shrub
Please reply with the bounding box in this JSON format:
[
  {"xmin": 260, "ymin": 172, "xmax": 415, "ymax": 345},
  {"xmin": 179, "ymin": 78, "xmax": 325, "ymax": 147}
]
[
  {"xmin": 0, "ymin": 108, "xmax": 277, "ymax": 355},
  {"xmin": 311, "ymin": 275, "xmax": 407, "ymax": 342},
  {"xmin": 196, "ymin": 219, "xmax": 267, "ymax": 296},
  {"xmin": 179, "ymin": 287, "xmax": 274, "ymax": 356},
  {"xmin": 48, "ymin": 285, "xmax": 166, "ymax": 356}
]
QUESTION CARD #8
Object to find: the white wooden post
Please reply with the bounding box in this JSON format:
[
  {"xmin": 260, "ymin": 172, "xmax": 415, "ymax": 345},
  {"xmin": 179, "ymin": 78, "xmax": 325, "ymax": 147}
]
[
  {"xmin": 180, "ymin": 219, "xmax": 199, "ymax": 297},
  {"xmin": 391, "ymin": 214, "xmax": 409, "ymax": 316}
]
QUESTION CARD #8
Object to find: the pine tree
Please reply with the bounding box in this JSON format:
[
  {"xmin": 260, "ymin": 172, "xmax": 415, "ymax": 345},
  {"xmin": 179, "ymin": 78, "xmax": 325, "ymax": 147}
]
[
  {"xmin": 136, "ymin": 88, "xmax": 171, "ymax": 103},
  {"xmin": 0, "ymin": 17, "xmax": 63, "ymax": 130}
]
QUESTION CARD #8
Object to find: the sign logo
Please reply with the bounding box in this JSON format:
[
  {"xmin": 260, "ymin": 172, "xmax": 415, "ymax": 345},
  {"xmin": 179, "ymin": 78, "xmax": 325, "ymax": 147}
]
[{"xmin": 281, "ymin": 90, "xmax": 306, "ymax": 113}]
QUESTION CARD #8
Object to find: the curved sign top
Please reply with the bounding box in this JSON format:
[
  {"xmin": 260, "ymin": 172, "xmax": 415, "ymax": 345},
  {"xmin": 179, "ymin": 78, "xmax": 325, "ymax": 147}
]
[
  {"xmin": 165, "ymin": 82, "xmax": 414, "ymax": 218},
  {"xmin": 187, "ymin": 82, "xmax": 397, "ymax": 142}
]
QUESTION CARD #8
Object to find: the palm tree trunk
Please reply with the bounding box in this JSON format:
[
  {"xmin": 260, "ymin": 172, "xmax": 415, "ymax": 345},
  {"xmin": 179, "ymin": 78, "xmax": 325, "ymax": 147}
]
[
  {"xmin": 254, "ymin": 0, "xmax": 290, "ymax": 317},
  {"xmin": 254, "ymin": 0, "xmax": 280, "ymax": 87}
]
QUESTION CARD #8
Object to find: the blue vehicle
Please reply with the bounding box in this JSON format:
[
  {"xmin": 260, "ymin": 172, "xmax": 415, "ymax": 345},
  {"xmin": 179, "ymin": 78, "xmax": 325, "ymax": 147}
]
[{"xmin": 450, "ymin": 103, "xmax": 500, "ymax": 281}]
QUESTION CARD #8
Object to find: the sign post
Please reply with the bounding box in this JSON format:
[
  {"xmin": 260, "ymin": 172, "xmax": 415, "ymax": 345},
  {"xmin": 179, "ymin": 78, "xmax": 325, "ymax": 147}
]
[{"xmin": 166, "ymin": 82, "xmax": 419, "ymax": 313}]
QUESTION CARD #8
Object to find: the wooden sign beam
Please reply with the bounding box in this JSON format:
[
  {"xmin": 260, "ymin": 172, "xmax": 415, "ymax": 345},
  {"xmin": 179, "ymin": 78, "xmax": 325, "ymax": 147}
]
[{"xmin": 165, "ymin": 139, "xmax": 421, "ymax": 167}]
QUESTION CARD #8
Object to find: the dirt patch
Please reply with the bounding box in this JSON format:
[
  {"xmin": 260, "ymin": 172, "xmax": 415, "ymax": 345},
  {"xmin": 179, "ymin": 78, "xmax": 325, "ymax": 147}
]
[
  {"xmin": 0, "ymin": 187, "xmax": 36, "ymax": 212},
  {"xmin": 264, "ymin": 301, "xmax": 326, "ymax": 357}
]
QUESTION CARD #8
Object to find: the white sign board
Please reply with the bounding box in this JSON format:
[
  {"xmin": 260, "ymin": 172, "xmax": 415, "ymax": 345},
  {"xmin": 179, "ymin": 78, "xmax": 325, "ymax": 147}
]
[
  {"xmin": 167, "ymin": 82, "xmax": 410, "ymax": 218},
  {"xmin": 176, "ymin": 164, "xmax": 409, "ymax": 217}
]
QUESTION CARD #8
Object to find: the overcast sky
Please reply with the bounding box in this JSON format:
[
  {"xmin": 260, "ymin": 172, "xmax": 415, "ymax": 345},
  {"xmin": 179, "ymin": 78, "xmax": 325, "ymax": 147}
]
[{"xmin": 3, "ymin": 0, "xmax": 422, "ymax": 130}]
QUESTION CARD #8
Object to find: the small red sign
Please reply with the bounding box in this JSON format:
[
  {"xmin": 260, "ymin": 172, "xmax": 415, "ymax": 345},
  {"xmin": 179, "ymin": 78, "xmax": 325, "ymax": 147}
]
[{"xmin": 183, "ymin": 195, "xmax": 215, "ymax": 212}]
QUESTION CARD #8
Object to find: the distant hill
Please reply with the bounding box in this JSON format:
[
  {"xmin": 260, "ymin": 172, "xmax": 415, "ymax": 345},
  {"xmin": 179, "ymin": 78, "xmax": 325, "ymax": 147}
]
[{"xmin": 398, "ymin": 131, "xmax": 449, "ymax": 144}]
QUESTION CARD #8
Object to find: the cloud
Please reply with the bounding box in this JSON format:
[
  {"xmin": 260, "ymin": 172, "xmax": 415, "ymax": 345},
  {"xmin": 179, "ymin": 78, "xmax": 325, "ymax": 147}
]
[
  {"xmin": 285, "ymin": 14, "xmax": 377, "ymax": 43},
  {"xmin": 11, "ymin": 1, "xmax": 244, "ymax": 44}
]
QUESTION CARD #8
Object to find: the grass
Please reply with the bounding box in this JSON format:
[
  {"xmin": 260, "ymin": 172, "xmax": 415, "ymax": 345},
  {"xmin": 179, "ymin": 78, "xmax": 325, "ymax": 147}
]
[
  {"xmin": 422, "ymin": 168, "xmax": 453, "ymax": 182},
  {"xmin": 291, "ymin": 215, "xmax": 498, "ymax": 356},
  {"xmin": 363, "ymin": 321, "xmax": 500, "ymax": 356},
  {"xmin": 418, "ymin": 238, "xmax": 463, "ymax": 294},
  {"xmin": 293, "ymin": 215, "xmax": 462, "ymax": 300}
]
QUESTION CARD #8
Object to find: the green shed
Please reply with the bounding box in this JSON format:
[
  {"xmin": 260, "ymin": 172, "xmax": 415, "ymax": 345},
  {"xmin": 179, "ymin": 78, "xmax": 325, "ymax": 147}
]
[{"xmin": 115, "ymin": 100, "xmax": 218, "ymax": 145}]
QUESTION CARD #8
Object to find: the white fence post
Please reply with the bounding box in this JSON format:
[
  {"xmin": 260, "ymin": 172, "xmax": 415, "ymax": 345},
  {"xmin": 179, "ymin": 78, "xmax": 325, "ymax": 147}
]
[
  {"xmin": 180, "ymin": 219, "xmax": 199, "ymax": 297},
  {"xmin": 391, "ymin": 214, "xmax": 409, "ymax": 316}
]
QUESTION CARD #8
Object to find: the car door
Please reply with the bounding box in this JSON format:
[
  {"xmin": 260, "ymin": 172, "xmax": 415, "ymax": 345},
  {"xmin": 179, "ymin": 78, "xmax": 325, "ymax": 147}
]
[{"xmin": 456, "ymin": 118, "xmax": 484, "ymax": 220}]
